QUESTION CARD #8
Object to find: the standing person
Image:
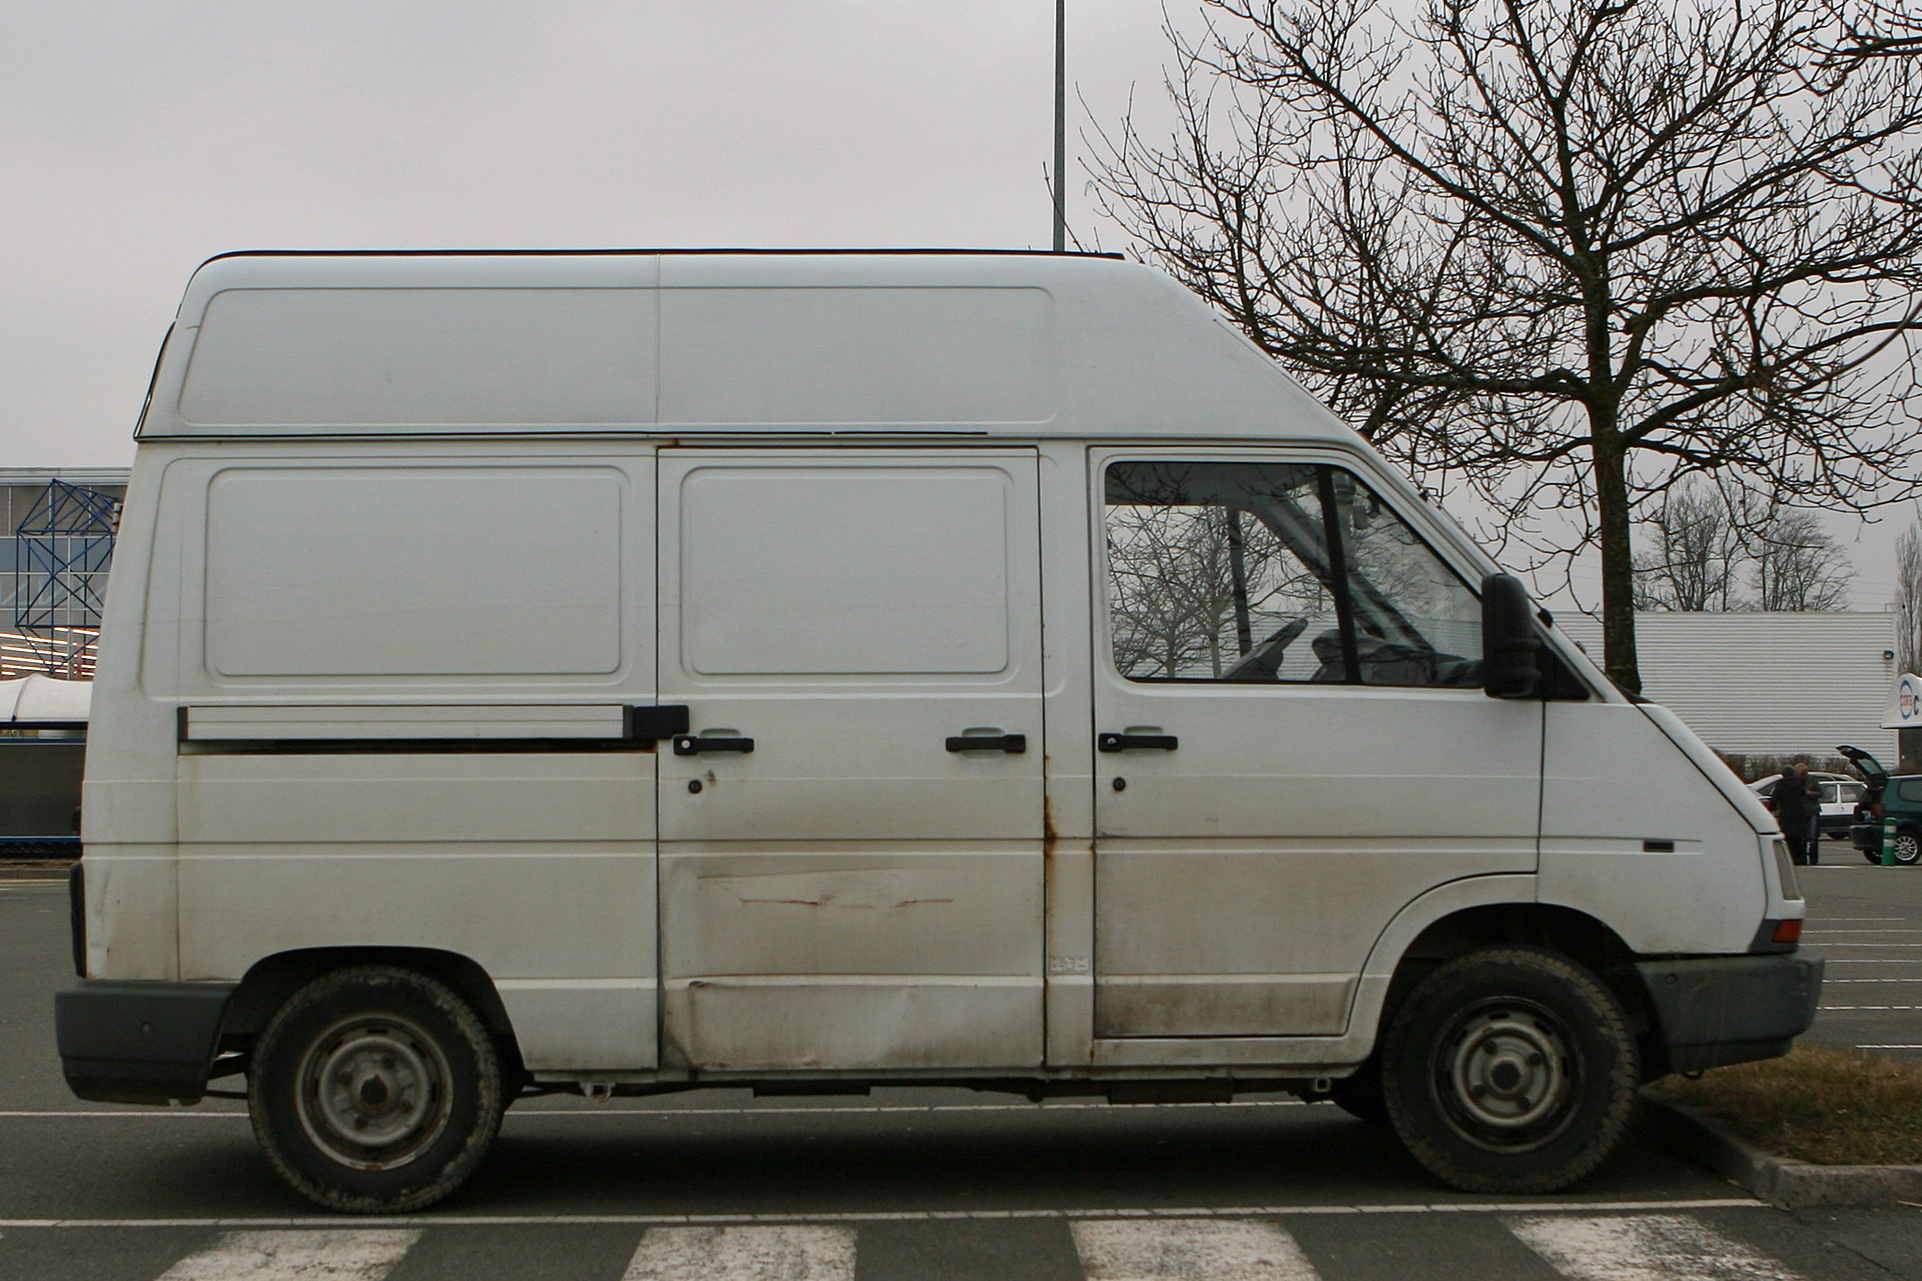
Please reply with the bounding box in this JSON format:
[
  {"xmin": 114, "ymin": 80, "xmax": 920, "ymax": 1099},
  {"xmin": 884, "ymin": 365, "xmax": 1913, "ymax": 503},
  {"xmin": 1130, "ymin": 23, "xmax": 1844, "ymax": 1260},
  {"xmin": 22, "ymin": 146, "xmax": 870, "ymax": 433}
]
[
  {"xmin": 1807, "ymin": 784, "xmax": 1824, "ymax": 866},
  {"xmin": 1771, "ymin": 761, "xmax": 1820, "ymax": 866}
]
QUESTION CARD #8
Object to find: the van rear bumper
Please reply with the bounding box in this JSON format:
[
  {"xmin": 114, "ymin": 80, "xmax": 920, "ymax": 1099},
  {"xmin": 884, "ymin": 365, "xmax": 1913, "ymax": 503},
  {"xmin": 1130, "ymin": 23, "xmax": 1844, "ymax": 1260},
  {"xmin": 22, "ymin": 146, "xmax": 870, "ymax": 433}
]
[
  {"xmin": 55, "ymin": 981, "xmax": 238, "ymax": 1105},
  {"xmin": 1635, "ymin": 952, "xmax": 1823, "ymax": 1074}
]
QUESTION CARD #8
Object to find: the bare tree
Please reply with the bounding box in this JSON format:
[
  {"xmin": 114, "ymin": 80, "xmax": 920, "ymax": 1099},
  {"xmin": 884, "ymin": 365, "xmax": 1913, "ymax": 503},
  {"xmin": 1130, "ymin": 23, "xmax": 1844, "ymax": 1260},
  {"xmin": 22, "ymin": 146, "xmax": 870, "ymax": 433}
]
[
  {"xmin": 1895, "ymin": 521, "xmax": 1922, "ymax": 672},
  {"xmin": 1827, "ymin": 0, "xmax": 1922, "ymax": 59},
  {"xmin": 1091, "ymin": 0, "xmax": 1922, "ymax": 691},
  {"xmin": 1749, "ymin": 510, "xmax": 1856, "ymax": 610},
  {"xmin": 1632, "ymin": 480, "xmax": 1748, "ymax": 611}
]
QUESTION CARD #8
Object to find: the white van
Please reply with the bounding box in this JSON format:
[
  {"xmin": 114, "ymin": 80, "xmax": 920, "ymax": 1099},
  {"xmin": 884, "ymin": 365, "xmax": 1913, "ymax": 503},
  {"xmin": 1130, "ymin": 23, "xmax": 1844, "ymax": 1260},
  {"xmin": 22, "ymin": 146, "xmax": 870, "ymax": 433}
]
[{"xmin": 57, "ymin": 250, "xmax": 1819, "ymax": 1213}]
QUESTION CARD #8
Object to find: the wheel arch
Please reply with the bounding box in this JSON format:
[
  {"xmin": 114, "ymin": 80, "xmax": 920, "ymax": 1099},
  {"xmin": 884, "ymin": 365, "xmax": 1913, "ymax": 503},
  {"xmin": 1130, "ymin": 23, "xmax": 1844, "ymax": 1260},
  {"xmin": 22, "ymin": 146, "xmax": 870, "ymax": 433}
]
[
  {"xmin": 1357, "ymin": 878, "xmax": 1656, "ymax": 1075},
  {"xmin": 213, "ymin": 946, "xmax": 522, "ymax": 1075}
]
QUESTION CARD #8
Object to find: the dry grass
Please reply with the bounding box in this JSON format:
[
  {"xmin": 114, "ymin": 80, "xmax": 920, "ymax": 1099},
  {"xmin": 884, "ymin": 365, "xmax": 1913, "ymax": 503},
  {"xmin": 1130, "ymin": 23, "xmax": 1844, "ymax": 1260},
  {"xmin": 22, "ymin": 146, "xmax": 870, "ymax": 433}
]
[{"xmin": 1662, "ymin": 1044, "xmax": 1922, "ymax": 1165}]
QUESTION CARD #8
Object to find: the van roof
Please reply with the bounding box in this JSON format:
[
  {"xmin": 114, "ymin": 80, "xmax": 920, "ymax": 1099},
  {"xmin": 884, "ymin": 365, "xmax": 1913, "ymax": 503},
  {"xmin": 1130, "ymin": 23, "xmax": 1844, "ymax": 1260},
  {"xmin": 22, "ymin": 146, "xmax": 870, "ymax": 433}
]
[{"xmin": 137, "ymin": 250, "xmax": 1361, "ymax": 444}]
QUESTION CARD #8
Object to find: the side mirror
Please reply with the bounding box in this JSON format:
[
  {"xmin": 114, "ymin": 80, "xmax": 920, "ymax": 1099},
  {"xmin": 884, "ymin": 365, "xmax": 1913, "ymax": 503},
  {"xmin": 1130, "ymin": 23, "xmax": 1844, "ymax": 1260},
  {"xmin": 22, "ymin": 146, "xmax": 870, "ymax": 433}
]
[{"xmin": 1482, "ymin": 573, "xmax": 1542, "ymax": 699}]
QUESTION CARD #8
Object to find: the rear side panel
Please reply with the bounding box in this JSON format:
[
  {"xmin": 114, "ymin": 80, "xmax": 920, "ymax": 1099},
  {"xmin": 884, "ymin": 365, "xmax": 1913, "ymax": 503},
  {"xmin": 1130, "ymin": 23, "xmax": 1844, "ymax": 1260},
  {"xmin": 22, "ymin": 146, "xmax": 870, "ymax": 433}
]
[{"xmin": 123, "ymin": 442, "xmax": 661, "ymax": 1071}]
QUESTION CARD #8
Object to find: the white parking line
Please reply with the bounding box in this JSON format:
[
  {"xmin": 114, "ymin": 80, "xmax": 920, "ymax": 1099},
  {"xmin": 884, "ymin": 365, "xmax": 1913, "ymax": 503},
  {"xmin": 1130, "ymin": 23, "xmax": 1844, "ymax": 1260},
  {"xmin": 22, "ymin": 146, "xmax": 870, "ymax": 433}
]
[
  {"xmin": 1820, "ymin": 1005, "xmax": 1922, "ymax": 1010},
  {"xmin": 0, "ymin": 1111, "xmax": 247, "ymax": 1119},
  {"xmin": 0, "ymin": 1099, "xmax": 1308, "ymax": 1122},
  {"xmin": 1507, "ymin": 1213, "xmax": 1805, "ymax": 1281},
  {"xmin": 1072, "ymin": 1218, "xmax": 1319, "ymax": 1280},
  {"xmin": 623, "ymin": 1225, "xmax": 855, "ymax": 1281},
  {"xmin": 0, "ymin": 1198, "xmax": 1766, "ymax": 1229},
  {"xmin": 1856, "ymin": 1044, "xmax": 1922, "ymax": 1050},
  {"xmin": 1803, "ymin": 929, "xmax": 1922, "ymax": 935},
  {"xmin": 155, "ymin": 1229, "xmax": 420, "ymax": 1281}
]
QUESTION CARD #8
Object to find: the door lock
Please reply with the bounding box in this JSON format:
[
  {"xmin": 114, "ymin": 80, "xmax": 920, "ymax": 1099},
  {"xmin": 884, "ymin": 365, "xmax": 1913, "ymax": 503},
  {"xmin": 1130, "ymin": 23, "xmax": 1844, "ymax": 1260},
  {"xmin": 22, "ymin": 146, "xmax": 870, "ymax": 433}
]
[
  {"xmin": 1098, "ymin": 733, "xmax": 1178, "ymax": 752},
  {"xmin": 673, "ymin": 735, "xmax": 755, "ymax": 755}
]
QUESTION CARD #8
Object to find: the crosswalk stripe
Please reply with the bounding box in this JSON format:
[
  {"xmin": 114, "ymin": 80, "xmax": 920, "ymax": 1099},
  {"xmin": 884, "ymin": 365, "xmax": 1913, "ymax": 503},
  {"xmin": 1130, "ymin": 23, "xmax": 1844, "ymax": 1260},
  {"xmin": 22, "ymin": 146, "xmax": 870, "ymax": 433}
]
[
  {"xmin": 1071, "ymin": 1219, "xmax": 1319, "ymax": 1281},
  {"xmin": 153, "ymin": 1230, "xmax": 421, "ymax": 1281},
  {"xmin": 621, "ymin": 1225, "xmax": 857, "ymax": 1281},
  {"xmin": 1507, "ymin": 1214, "xmax": 1804, "ymax": 1281}
]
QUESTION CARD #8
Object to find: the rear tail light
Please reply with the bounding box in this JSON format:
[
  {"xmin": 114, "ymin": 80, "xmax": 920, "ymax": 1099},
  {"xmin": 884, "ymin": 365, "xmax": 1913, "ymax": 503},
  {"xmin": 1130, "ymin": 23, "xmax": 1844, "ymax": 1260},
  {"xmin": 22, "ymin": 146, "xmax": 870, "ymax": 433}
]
[
  {"xmin": 1772, "ymin": 839, "xmax": 1801, "ymax": 901},
  {"xmin": 1749, "ymin": 913, "xmax": 1805, "ymax": 952}
]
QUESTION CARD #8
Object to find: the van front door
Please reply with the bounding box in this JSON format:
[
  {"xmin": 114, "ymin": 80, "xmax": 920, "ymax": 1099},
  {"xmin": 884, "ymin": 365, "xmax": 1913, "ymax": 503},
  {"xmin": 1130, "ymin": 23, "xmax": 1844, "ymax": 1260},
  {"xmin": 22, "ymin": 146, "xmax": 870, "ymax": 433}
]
[
  {"xmin": 656, "ymin": 448, "xmax": 1046, "ymax": 1072},
  {"xmin": 1089, "ymin": 452, "xmax": 1542, "ymax": 1040}
]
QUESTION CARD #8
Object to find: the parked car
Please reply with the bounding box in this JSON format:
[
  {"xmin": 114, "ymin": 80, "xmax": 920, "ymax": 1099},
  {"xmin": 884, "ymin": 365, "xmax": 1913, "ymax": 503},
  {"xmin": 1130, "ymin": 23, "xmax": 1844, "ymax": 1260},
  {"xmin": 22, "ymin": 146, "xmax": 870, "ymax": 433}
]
[
  {"xmin": 1839, "ymin": 745, "xmax": 1922, "ymax": 865},
  {"xmin": 1746, "ymin": 772, "xmax": 1866, "ymax": 841}
]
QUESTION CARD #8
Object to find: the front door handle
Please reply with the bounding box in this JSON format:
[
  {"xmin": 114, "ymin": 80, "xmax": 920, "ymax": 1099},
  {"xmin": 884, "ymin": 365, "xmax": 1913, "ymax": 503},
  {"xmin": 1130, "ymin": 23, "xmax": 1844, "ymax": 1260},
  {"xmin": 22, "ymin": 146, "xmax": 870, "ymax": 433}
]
[
  {"xmin": 946, "ymin": 733, "xmax": 1027, "ymax": 754},
  {"xmin": 674, "ymin": 735, "xmax": 755, "ymax": 755},
  {"xmin": 1098, "ymin": 732, "xmax": 1178, "ymax": 752}
]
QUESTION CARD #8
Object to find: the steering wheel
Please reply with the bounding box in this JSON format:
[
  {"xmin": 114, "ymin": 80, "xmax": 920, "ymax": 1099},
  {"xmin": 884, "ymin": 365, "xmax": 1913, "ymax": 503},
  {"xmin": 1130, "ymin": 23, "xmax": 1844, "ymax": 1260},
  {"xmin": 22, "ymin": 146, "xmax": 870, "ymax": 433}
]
[{"xmin": 1222, "ymin": 615, "xmax": 1310, "ymax": 682}]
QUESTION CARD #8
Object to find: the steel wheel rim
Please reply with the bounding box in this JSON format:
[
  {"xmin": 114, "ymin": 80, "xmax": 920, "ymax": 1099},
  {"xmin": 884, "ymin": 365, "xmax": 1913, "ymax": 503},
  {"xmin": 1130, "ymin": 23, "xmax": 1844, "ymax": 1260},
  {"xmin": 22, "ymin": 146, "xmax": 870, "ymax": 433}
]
[
  {"xmin": 1897, "ymin": 834, "xmax": 1921, "ymax": 865},
  {"xmin": 295, "ymin": 1012, "xmax": 453, "ymax": 1171},
  {"xmin": 1431, "ymin": 997, "xmax": 1578, "ymax": 1152}
]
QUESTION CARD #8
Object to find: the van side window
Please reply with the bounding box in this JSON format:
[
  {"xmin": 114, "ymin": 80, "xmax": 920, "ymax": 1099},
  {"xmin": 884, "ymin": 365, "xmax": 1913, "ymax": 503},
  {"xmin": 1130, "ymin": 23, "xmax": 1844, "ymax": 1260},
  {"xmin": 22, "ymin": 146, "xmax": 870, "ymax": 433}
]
[
  {"xmin": 1325, "ymin": 469, "xmax": 1484, "ymax": 687},
  {"xmin": 1103, "ymin": 461, "xmax": 1483, "ymax": 687}
]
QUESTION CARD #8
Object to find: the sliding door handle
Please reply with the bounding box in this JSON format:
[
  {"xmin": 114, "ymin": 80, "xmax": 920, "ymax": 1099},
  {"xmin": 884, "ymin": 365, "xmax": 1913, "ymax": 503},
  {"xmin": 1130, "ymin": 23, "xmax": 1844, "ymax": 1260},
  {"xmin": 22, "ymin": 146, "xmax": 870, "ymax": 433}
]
[
  {"xmin": 1098, "ymin": 733, "xmax": 1178, "ymax": 752},
  {"xmin": 674, "ymin": 735, "xmax": 754, "ymax": 755},
  {"xmin": 946, "ymin": 733, "xmax": 1027, "ymax": 754}
]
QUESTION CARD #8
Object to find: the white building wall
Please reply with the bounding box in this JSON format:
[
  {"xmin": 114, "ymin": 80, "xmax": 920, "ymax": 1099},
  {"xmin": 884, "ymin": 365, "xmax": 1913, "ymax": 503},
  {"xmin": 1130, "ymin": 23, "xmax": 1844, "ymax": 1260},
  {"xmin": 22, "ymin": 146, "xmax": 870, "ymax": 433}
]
[{"xmin": 1556, "ymin": 611, "xmax": 1899, "ymax": 759}]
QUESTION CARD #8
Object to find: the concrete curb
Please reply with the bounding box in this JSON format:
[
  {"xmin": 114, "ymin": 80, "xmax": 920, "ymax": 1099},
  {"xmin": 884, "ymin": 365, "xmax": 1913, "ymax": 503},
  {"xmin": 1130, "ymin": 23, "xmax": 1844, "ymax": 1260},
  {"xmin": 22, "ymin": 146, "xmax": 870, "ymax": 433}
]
[{"xmin": 1638, "ymin": 1088, "xmax": 1922, "ymax": 1207}]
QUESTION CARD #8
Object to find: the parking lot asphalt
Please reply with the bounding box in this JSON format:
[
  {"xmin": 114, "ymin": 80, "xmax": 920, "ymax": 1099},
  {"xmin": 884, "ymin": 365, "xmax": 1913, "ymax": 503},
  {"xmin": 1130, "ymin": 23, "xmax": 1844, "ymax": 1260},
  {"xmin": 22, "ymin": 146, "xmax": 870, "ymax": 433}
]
[
  {"xmin": 5, "ymin": 862, "xmax": 1922, "ymax": 1279},
  {"xmin": 1794, "ymin": 852, "xmax": 1922, "ymax": 1060}
]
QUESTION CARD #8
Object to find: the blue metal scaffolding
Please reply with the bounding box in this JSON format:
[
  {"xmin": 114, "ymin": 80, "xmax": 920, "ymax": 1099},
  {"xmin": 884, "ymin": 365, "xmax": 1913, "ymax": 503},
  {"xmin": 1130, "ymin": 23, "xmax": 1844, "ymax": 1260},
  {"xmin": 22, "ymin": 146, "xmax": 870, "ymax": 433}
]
[{"xmin": 10, "ymin": 479, "xmax": 118, "ymax": 678}]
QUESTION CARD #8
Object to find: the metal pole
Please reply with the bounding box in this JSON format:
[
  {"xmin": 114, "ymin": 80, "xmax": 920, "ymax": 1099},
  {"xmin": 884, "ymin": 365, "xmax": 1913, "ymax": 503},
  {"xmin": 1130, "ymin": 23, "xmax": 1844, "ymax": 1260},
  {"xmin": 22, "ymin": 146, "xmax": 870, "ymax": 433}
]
[{"xmin": 1053, "ymin": 0, "xmax": 1067, "ymax": 252}]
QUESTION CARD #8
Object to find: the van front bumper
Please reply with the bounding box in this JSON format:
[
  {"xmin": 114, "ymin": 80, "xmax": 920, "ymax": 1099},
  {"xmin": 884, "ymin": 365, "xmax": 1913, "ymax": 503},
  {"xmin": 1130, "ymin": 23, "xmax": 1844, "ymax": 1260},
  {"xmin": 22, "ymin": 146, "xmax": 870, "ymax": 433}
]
[
  {"xmin": 54, "ymin": 981, "xmax": 238, "ymax": 1105},
  {"xmin": 1636, "ymin": 952, "xmax": 1823, "ymax": 1074}
]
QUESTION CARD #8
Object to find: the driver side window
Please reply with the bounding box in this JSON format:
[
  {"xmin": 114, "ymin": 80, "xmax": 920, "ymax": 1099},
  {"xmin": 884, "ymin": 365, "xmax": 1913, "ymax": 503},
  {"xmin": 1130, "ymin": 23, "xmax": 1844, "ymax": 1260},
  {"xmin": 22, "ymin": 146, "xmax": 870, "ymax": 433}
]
[{"xmin": 1103, "ymin": 460, "xmax": 1482, "ymax": 687}]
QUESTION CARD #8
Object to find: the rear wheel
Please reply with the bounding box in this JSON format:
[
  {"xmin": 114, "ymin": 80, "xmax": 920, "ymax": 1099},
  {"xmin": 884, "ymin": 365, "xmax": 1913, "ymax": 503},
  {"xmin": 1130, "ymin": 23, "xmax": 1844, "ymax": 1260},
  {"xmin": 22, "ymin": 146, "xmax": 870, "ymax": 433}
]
[
  {"xmin": 1894, "ymin": 830, "xmax": 1922, "ymax": 867},
  {"xmin": 249, "ymin": 966, "xmax": 503, "ymax": 1212},
  {"xmin": 1381, "ymin": 946, "xmax": 1636, "ymax": 1194}
]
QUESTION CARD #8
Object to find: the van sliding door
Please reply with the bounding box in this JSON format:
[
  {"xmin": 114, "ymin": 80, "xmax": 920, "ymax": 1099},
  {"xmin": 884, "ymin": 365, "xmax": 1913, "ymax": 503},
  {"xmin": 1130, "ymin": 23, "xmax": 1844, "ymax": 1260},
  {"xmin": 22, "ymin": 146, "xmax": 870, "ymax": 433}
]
[{"xmin": 656, "ymin": 448, "xmax": 1046, "ymax": 1072}]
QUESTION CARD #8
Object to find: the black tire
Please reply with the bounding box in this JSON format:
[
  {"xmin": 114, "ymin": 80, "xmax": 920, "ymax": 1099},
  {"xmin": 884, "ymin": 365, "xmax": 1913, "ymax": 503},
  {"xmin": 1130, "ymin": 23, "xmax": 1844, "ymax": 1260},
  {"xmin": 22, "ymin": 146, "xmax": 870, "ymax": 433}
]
[
  {"xmin": 1328, "ymin": 1056, "xmax": 1389, "ymax": 1124},
  {"xmin": 1866, "ymin": 845, "xmax": 1884, "ymax": 864},
  {"xmin": 1894, "ymin": 830, "xmax": 1922, "ymax": 867},
  {"xmin": 249, "ymin": 966, "xmax": 504, "ymax": 1213},
  {"xmin": 1380, "ymin": 946, "xmax": 1637, "ymax": 1194}
]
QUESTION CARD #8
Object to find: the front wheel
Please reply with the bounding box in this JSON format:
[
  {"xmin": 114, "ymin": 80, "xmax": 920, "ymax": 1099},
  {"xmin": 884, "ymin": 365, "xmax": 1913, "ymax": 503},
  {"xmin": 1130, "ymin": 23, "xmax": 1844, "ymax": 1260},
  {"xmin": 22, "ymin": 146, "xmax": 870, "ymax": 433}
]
[
  {"xmin": 250, "ymin": 966, "xmax": 504, "ymax": 1212},
  {"xmin": 1381, "ymin": 946, "xmax": 1637, "ymax": 1194}
]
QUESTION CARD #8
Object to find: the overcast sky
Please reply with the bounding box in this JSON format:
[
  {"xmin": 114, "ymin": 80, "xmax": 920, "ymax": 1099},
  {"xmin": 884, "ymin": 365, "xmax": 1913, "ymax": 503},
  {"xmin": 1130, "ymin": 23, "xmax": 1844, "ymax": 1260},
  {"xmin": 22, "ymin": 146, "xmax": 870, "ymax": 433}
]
[{"xmin": 1, "ymin": 0, "xmax": 1911, "ymax": 606}]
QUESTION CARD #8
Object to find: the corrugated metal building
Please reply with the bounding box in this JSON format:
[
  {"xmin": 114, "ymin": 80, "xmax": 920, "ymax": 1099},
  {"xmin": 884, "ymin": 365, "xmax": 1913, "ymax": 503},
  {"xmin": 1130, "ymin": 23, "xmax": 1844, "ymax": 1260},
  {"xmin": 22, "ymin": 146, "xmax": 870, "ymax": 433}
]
[{"xmin": 1556, "ymin": 611, "xmax": 1900, "ymax": 760}]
